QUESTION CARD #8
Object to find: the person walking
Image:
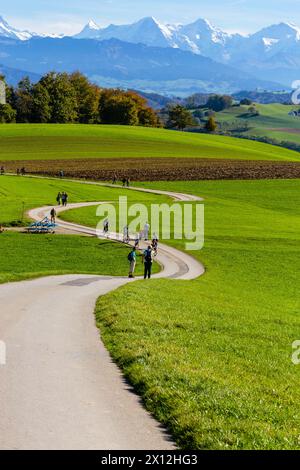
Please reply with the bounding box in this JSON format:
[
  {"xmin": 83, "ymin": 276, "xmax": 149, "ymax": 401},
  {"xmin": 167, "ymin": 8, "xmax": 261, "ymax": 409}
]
[
  {"xmin": 0, "ymin": 166, "xmax": 4, "ymax": 175},
  {"xmin": 134, "ymin": 234, "xmax": 140, "ymax": 250},
  {"xmin": 56, "ymin": 192, "xmax": 62, "ymax": 206},
  {"xmin": 64, "ymin": 192, "xmax": 68, "ymax": 206},
  {"xmin": 151, "ymin": 237, "xmax": 158, "ymax": 256},
  {"xmin": 143, "ymin": 245, "xmax": 153, "ymax": 280},
  {"xmin": 112, "ymin": 174, "xmax": 117, "ymax": 184},
  {"xmin": 144, "ymin": 221, "xmax": 150, "ymax": 241},
  {"xmin": 50, "ymin": 208, "xmax": 57, "ymax": 224},
  {"xmin": 103, "ymin": 218, "xmax": 109, "ymax": 236},
  {"xmin": 128, "ymin": 247, "xmax": 137, "ymax": 278},
  {"xmin": 123, "ymin": 225, "xmax": 129, "ymax": 243}
]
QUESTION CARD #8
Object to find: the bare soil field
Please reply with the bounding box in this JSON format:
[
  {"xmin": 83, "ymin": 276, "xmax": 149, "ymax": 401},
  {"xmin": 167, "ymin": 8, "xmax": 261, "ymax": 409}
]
[{"xmin": 1, "ymin": 158, "xmax": 300, "ymax": 181}]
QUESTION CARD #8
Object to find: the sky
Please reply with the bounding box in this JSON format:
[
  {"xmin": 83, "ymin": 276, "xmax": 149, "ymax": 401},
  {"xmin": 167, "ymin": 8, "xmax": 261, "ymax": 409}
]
[{"xmin": 1, "ymin": 0, "xmax": 300, "ymax": 35}]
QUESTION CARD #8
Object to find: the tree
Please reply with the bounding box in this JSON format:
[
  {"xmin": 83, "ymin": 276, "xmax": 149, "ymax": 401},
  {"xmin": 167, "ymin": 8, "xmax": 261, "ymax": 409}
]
[
  {"xmin": 0, "ymin": 103, "xmax": 16, "ymax": 123},
  {"xmin": 205, "ymin": 116, "xmax": 218, "ymax": 133},
  {"xmin": 31, "ymin": 83, "xmax": 51, "ymax": 123},
  {"xmin": 138, "ymin": 106, "xmax": 161, "ymax": 127},
  {"xmin": 206, "ymin": 94, "xmax": 233, "ymax": 112},
  {"xmin": 240, "ymin": 98, "xmax": 252, "ymax": 106},
  {"xmin": 167, "ymin": 105, "xmax": 194, "ymax": 130},
  {"xmin": 69, "ymin": 72, "xmax": 100, "ymax": 123},
  {"xmin": 100, "ymin": 94, "xmax": 139, "ymax": 125},
  {"xmin": 248, "ymin": 105, "xmax": 260, "ymax": 117},
  {"xmin": 40, "ymin": 72, "xmax": 78, "ymax": 123},
  {"xmin": 14, "ymin": 77, "xmax": 33, "ymax": 122}
]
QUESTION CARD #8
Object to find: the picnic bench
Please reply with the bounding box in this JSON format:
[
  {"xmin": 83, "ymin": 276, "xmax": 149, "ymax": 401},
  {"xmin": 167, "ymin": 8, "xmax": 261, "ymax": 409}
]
[{"xmin": 27, "ymin": 217, "xmax": 57, "ymax": 234}]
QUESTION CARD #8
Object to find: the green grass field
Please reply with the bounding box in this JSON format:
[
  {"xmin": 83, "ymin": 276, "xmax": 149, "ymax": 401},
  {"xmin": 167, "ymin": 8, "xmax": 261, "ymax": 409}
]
[
  {"xmin": 0, "ymin": 175, "xmax": 169, "ymax": 226},
  {"xmin": 215, "ymin": 103, "xmax": 300, "ymax": 144},
  {"xmin": 0, "ymin": 124, "xmax": 299, "ymax": 162},
  {"xmin": 1, "ymin": 171, "xmax": 300, "ymax": 449},
  {"xmin": 0, "ymin": 175, "xmax": 163, "ymax": 281},
  {"xmin": 0, "ymin": 233, "xmax": 146, "ymax": 283},
  {"xmin": 92, "ymin": 178, "xmax": 300, "ymax": 450}
]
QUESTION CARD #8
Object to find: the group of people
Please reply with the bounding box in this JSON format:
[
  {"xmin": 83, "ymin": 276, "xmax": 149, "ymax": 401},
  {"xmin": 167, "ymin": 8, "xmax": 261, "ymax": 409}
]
[
  {"xmin": 16, "ymin": 167, "xmax": 26, "ymax": 176},
  {"xmin": 111, "ymin": 174, "xmax": 130, "ymax": 187},
  {"xmin": 56, "ymin": 192, "xmax": 69, "ymax": 207},
  {"xmin": 128, "ymin": 225, "xmax": 159, "ymax": 279},
  {"xmin": 128, "ymin": 240, "xmax": 158, "ymax": 280}
]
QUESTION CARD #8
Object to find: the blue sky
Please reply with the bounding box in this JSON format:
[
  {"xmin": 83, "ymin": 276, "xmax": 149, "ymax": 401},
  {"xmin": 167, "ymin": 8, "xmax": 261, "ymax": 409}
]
[{"xmin": 2, "ymin": 0, "xmax": 300, "ymax": 35}]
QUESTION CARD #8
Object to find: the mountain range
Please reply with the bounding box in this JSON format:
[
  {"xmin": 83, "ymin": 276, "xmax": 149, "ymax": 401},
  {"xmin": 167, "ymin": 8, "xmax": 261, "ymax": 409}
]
[{"xmin": 0, "ymin": 15, "xmax": 299, "ymax": 94}]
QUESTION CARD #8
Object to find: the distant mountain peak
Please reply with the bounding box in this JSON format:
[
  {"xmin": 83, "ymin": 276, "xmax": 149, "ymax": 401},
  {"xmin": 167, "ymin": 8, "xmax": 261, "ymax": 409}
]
[
  {"xmin": 87, "ymin": 19, "xmax": 99, "ymax": 30},
  {"xmin": 0, "ymin": 15, "xmax": 35, "ymax": 40}
]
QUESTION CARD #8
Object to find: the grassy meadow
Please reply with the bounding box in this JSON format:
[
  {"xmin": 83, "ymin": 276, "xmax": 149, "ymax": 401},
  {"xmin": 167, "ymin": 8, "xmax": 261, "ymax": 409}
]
[
  {"xmin": 1, "ymin": 156, "xmax": 300, "ymax": 448},
  {"xmin": 215, "ymin": 103, "xmax": 300, "ymax": 144},
  {"xmin": 0, "ymin": 175, "xmax": 169, "ymax": 226},
  {"xmin": 93, "ymin": 178, "xmax": 300, "ymax": 449},
  {"xmin": 0, "ymin": 233, "xmax": 147, "ymax": 283},
  {"xmin": 0, "ymin": 175, "xmax": 164, "ymax": 282},
  {"xmin": 0, "ymin": 124, "xmax": 299, "ymax": 162}
]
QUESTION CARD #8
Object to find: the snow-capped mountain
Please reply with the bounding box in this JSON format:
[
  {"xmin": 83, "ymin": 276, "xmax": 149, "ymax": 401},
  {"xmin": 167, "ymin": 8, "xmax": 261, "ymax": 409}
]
[
  {"xmin": 75, "ymin": 16, "xmax": 179, "ymax": 48},
  {"xmin": 0, "ymin": 15, "xmax": 35, "ymax": 40},
  {"xmin": 1, "ymin": 14, "xmax": 300, "ymax": 89},
  {"xmin": 74, "ymin": 16, "xmax": 238, "ymax": 54},
  {"xmin": 75, "ymin": 19, "xmax": 101, "ymax": 39},
  {"xmin": 177, "ymin": 18, "xmax": 241, "ymax": 59}
]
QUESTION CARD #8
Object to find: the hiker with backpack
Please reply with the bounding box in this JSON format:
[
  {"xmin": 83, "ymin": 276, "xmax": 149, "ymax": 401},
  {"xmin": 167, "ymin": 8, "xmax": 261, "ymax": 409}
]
[
  {"xmin": 143, "ymin": 245, "xmax": 154, "ymax": 280},
  {"xmin": 128, "ymin": 247, "xmax": 137, "ymax": 278}
]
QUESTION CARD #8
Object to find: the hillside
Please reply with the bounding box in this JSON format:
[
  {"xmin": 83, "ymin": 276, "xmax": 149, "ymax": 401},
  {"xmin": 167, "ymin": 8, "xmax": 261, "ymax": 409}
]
[
  {"xmin": 214, "ymin": 103, "xmax": 300, "ymax": 144},
  {"xmin": 0, "ymin": 124, "xmax": 299, "ymax": 162}
]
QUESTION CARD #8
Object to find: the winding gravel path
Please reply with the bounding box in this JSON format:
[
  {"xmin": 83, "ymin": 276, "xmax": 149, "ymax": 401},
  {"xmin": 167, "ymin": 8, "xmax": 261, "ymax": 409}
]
[{"xmin": 0, "ymin": 182, "xmax": 204, "ymax": 450}]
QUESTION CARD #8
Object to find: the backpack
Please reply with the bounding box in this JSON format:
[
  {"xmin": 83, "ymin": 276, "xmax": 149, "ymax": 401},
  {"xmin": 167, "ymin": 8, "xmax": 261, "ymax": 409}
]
[{"xmin": 144, "ymin": 249, "xmax": 152, "ymax": 263}]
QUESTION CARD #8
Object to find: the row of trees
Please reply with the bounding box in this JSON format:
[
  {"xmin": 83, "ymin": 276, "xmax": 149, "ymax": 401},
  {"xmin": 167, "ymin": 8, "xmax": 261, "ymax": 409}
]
[{"xmin": 0, "ymin": 72, "xmax": 161, "ymax": 127}]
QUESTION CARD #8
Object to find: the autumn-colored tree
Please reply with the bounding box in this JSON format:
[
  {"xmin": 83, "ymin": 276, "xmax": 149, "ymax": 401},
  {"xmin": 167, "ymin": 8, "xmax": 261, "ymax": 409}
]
[
  {"xmin": 205, "ymin": 116, "xmax": 218, "ymax": 132},
  {"xmin": 2, "ymin": 73, "xmax": 160, "ymax": 127},
  {"xmin": 69, "ymin": 72, "xmax": 100, "ymax": 123},
  {"xmin": 99, "ymin": 91, "xmax": 139, "ymax": 125}
]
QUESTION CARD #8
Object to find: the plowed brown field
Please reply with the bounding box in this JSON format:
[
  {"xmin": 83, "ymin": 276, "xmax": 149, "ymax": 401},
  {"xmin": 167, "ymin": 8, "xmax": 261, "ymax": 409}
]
[{"xmin": 1, "ymin": 158, "xmax": 300, "ymax": 181}]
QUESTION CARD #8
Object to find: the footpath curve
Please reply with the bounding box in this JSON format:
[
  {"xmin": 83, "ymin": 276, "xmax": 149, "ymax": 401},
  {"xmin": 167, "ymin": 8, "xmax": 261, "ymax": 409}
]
[{"xmin": 0, "ymin": 182, "xmax": 204, "ymax": 450}]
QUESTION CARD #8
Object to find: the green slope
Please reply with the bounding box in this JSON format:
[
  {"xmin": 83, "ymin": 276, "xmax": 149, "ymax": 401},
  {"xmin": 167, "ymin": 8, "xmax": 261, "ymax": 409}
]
[
  {"xmin": 216, "ymin": 103, "xmax": 300, "ymax": 144},
  {"xmin": 0, "ymin": 123, "xmax": 299, "ymax": 162},
  {"xmin": 94, "ymin": 178, "xmax": 300, "ymax": 449}
]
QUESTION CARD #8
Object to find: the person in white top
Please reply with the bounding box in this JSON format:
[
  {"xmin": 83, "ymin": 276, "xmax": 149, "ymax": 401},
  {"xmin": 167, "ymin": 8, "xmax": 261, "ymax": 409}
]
[{"xmin": 144, "ymin": 222, "xmax": 150, "ymax": 241}]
